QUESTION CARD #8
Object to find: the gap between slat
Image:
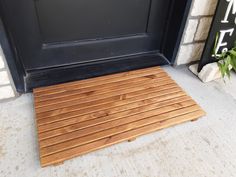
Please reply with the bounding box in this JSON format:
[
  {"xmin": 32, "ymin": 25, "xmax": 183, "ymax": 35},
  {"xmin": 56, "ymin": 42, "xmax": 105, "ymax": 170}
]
[
  {"xmin": 35, "ymin": 76, "xmax": 173, "ymax": 113},
  {"xmin": 38, "ymin": 96, "xmax": 192, "ymax": 139},
  {"xmin": 38, "ymin": 95, "xmax": 190, "ymax": 133},
  {"xmin": 34, "ymin": 71, "xmax": 168, "ymax": 102},
  {"xmin": 40, "ymin": 107, "xmax": 203, "ymax": 157},
  {"xmin": 39, "ymin": 103, "xmax": 199, "ymax": 151},
  {"xmin": 40, "ymin": 110, "xmax": 205, "ymax": 167},
  {"xmin": 36, "ymin": 84, "xmax": 181, "ymax": 121},
  {"xmin": 34, "ymin": 73, "xmax": 170, "ymax": 108}
]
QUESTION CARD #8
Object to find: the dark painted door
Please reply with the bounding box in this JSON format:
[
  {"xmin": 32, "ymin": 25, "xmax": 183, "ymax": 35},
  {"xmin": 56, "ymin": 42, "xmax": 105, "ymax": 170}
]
[
  {"xmin": 1, "ymin": 0, "xmax": 169, "ymax": 69},
  {"xmin": 0, "ymin": 0, "xmax": 191, "ymax": 92}
]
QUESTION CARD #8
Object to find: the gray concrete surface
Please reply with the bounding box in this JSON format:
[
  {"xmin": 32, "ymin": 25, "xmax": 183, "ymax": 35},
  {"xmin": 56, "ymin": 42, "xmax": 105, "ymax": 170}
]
[{"xmin": 0, "ymin": 66, "xmax": 236, "ymax": 177}]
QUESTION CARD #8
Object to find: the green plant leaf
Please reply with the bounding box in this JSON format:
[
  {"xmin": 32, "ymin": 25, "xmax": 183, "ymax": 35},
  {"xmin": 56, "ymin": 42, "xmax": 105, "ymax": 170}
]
[
  {"xmin": 225, "ymin": 56, "xmax": 232, "ymax": 78},
  {"xmin": 229, "ymin": 50, "xmax": 236, "ymax": 56},
  {"xmin": 212, "ymin": 32, "xmax": 219, "ymax": 56},
  {"xmin": 230, "ymin": 55, "xmax": 236, "ymax": 71},
  {"xmin": 226, "ymin": 55, "xmax": 231, "ymax": 65},
  {"xmin": 218, "ymin": 62, "xmax": 226, "ymax": 78},
  {"xmin": 225, "ymin": 67, "xmax": 231, "ymax": 78}
]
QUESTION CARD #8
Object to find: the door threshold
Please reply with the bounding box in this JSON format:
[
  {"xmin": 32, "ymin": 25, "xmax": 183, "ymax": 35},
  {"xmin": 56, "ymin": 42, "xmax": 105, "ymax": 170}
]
[{"xmin": 26, "ymin": 53, "xmax": 169, "ymax": 92}]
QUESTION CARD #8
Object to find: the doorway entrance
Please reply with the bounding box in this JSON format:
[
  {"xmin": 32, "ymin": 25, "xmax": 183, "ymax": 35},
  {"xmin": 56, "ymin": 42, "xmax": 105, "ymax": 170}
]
[{"xmin": 0, "ymin": 0, "xmax": 192, "ymax": 92}]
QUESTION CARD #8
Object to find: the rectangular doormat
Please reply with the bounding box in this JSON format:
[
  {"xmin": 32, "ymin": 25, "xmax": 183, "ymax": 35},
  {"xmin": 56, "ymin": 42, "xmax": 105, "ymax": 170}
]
[{"xmin": 33, "ymin": 66, "xmax": 205, "ymax": 167}]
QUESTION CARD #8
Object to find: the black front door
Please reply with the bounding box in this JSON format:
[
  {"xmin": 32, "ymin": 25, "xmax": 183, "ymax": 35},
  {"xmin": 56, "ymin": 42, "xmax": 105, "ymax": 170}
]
[{"xmin": 0, "ymin": 0, "xmax": 191, "ymax": 92}]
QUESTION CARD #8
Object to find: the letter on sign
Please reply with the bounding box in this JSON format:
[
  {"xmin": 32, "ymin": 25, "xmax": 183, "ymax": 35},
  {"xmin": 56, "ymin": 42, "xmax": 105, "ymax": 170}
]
[
  {"xmin": 215, "ymin": 28, "xmax": 234, "ymax": 56},
  {"xmin": 221, "ymin": 0, "xmax": 236, "ymax": 24}
]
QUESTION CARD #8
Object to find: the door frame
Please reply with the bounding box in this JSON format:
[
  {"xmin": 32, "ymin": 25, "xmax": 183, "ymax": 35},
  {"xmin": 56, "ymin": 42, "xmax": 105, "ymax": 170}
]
[{"xmin": 0, "ymin": 0, "xmax": 192, "ymax": 93}]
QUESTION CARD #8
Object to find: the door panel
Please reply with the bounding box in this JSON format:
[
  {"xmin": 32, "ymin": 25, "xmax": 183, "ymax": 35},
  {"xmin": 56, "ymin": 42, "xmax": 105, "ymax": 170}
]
[
  {"xmin": 36, "ymin": 0, "xmax": 151, "ymax": 42},
  {"xmin": 38, "ymin": 35, "xmax": 157, "ymax": 69}
]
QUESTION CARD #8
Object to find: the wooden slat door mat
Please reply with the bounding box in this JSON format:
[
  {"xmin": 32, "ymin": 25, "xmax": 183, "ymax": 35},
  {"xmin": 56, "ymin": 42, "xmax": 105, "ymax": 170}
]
[{"xmin": 33, "ymin": 66, "xmax": 205, "ymax": 167}]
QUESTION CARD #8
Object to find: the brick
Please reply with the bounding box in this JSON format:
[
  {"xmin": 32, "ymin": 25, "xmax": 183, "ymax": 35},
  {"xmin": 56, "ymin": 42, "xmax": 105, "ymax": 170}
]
[
  {"xmin": 0, "ymin": 55, "xmax": 4, "ymax": 69},
  {"xmin": 191, "ymin": 0, "xmax": 218, "ymax": 16},
  {"xmin": 0, "ymin": 85, "xmax": 15, "ymax": 99},
  {"xmin": 195, "ymin": 17, "xmax": 213, "ymax": 41},
  {"xmin": 183, "ymin": 19, "xmax": 199, "ymax": 43},
  {"xmin": 0, "ymin": 71, "xmax": 10, "ymax": 85},
  {"xmin": 176, "ymin": 43, "xmax": 205, "ymax": 65},
  {"xmin": 0, "ymin": 48, "xmax": 5, "ymax": 69}
]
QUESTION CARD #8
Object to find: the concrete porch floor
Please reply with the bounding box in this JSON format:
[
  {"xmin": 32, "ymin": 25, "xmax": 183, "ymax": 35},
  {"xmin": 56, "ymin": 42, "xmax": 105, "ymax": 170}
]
[{"xmin": 0, "ymin": 66, "xmax": 236, "ymax": 177}]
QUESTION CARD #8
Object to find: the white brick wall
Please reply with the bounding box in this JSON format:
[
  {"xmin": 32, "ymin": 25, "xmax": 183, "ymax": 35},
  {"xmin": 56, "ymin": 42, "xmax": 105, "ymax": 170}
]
[
  {"xmin": 0, "ymin": 85, "xmax": 15, "ymax": 100},
  {"xmin": 0, "ymin": 46, "xmax": 16, "ymax": 101},
  {"xmin": 175, "ymin": 0, "xmax": 218, "ymax": 65}
]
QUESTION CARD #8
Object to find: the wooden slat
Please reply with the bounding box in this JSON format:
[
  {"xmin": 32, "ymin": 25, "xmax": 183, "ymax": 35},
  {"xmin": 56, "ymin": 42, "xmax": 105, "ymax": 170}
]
[
  {"xmin": 38, "ymin": 95, "xmax": 190, "ymax": 133},
  {"xmin": 34, "ymin": 72, "xmax": 168, "ymax": 103},
  {"xmin": 37, "ymin": 86, "xmax": 182, "ymax": 124},
  {"xmin": 40, "ymin": 105, "xmax": 201, "ymax": 156},
  {"xmin": 36, "ymin": 83, "xmax": 179, "ymax": 120},
  {"xmin": 40, "ymin": 110, "xmax": 205, "ymax": 167},
  {"xmin": 33, "ymin": 66, "xmax": 205, "ymax": 167},
  {"xmin": 34, "ymin": 74, "xmax": 170, "ymax": 109},
  {"xmin": 35, "ymin": 77, "xmax": 173, "ymax": 113},
  {"xmin": 34, "ymin": 66, "xmax": 163, "ymax": 95},
  {"xmin": 39, "ymin": 99, "xmax": 195, "ymax": 141},
  {"xmin": 39, "ymin": 101, "xmax": 197, "ymax": 148}
]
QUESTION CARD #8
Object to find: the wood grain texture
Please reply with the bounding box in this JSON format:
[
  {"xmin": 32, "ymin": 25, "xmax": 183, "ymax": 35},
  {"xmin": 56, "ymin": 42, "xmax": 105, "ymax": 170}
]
[{"xmin": 33, "ymin": 66, "xmax": 205, "ymax": 167}]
